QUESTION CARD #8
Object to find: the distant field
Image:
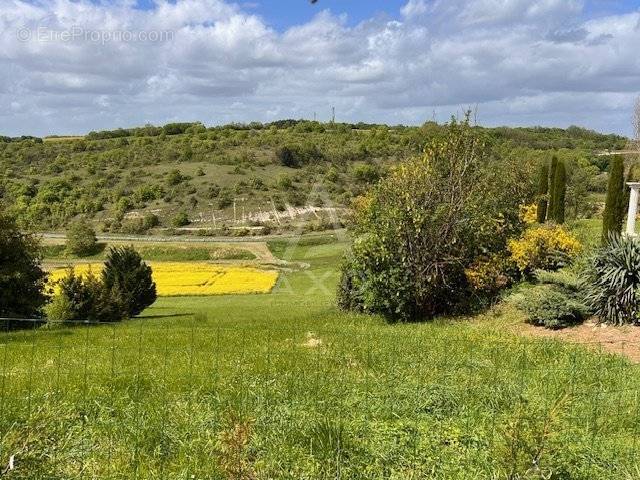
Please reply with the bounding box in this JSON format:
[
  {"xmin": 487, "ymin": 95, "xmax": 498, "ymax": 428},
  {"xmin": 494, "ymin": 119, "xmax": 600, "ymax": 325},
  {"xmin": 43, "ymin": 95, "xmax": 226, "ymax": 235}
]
[
  {"xmin": 48, "ymin": 262, "xmax": 279, "ymax": 296},
  {"xmin": 41, "ymin": 239, "xmax": 262, "ymax": 263},
  {"xmin": 1, "ymin": 232, "xmax": 640, "ymax": 477},
  {"xmin": 42, "ymin": 136, "xmax": 84, "ymax": 142}
]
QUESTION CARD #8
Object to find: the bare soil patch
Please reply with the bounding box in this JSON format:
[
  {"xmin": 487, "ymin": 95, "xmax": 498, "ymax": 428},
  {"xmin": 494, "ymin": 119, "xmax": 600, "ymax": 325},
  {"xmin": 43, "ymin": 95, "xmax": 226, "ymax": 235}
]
[{"xmin": 517, "ymin": 319, "xmax": 640, "ymax": 363}]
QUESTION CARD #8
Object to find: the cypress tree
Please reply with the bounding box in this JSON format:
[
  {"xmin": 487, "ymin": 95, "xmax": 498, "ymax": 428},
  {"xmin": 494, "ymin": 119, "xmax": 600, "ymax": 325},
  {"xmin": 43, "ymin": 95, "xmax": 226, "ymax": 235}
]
[
  {"xmin": 547, "ymin": 156, "xmax": 558, "ymax": 217},
  {"xmin": 602, "ymin": 155, "xmax": 625, "ymax": 244},
  {"xmin": 550, "ymin": 159, "xmax": 567, "ymax": 224},
  {"xmin": 536, "ymin": 162, "xmax": 549, "ymax": 223}
]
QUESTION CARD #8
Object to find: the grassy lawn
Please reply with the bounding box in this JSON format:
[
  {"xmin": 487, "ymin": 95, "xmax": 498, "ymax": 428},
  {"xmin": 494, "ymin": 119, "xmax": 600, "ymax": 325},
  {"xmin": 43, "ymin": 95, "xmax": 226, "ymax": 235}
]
[
  {"xmin": 2, "ymin": 234, "xmax": 640, "ymax": 478},
  {"xmin": 41, "ymin": 242, "xmax": 257, "ymax": 262}
]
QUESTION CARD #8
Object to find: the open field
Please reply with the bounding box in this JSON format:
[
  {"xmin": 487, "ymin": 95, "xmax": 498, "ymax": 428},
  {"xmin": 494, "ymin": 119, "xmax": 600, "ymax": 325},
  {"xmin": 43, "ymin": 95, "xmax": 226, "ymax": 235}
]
[
  {"xmin": 49, "ymin": 262, "xmax": 279, "ymax": 297},
  {"xmin": 40, "ymin": 238, "xmax": 268, "ymax": 263},
  {"xmin": 2, "ymin": 233, "xmax": 640, "ymax": 478}
]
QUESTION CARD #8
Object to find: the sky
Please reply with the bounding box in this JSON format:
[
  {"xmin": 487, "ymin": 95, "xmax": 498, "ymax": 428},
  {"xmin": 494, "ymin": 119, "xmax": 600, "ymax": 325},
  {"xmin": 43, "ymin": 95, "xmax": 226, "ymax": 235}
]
[{"xmin": 0, "ymin": 0, "xmax": 639, "ymax": 136}]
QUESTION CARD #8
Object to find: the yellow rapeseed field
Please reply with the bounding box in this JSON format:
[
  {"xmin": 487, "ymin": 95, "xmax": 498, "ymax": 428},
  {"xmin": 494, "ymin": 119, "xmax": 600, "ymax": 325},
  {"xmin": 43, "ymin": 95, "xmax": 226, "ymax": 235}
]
[{"xmin": 48, "ymin": 263, "xmax": 279, "ymax": 297}]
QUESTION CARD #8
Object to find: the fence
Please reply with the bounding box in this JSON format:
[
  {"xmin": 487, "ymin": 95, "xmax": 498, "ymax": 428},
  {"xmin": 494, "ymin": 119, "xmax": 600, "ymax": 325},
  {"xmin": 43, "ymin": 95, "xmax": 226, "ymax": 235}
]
[{"xmin": 0, "ymin": 315, "xmax": 639, "ymax": 478}]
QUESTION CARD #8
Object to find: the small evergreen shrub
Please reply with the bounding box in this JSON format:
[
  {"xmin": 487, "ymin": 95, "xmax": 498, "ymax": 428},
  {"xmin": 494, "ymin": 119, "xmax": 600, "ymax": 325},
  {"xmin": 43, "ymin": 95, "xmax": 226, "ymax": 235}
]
[
  {"xmin": 583, "ymin": 234, "xmax": 640, "ymax": 325},
  {"xmin": 516, "ymin": 285, "xmax": 589, "ymax": 329},
  {"xmin": 46, "ymin": 268, "xmax": 127, "ymax": 323},
  {"xmin": 508, "ymin": 225, "xmax": 581, "ymax": 275},
  {"xmin": 534, "ymin": 269, "xmax": 580, "ymax": 292},
  {"xmin": 103, "ymin": 246, "xmax": 156, "ymax": 317}
]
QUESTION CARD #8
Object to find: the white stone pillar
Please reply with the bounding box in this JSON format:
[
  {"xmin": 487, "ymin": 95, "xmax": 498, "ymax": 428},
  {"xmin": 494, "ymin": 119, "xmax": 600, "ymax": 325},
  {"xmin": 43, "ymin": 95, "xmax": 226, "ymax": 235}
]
[{"xmin": 626, "ymin": 183, "xmax": 640, "ymax": 237}]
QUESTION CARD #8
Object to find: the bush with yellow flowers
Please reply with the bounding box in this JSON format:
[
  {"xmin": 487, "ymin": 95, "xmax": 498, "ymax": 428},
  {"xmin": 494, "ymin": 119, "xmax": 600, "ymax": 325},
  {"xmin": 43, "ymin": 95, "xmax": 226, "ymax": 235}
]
[
  {"xmin": 465, "ymin": 253, "xmax": 519, "ymax": 295},
  {"xmin": 519, "ymin": 203, "xmax": 538, "ymax": 225},
  {"xmin": 508, "ymin": 225, "xmax": 582, "ymax": 274}
]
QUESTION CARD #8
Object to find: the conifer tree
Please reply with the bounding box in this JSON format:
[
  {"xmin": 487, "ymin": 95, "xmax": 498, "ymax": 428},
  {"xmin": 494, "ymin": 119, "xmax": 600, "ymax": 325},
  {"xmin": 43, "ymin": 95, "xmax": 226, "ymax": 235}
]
[
  {"xmin": 547, "ymin": 156, "xmax": 558, "ymax": 217},
  {"xmin": 536, "ymin": 162, "xmax": 549, "ymax": 223},
  {"xmin": 550, "ymin": 159, "xmax": 567, "ymax": 224},
  {"xmin": 602, "ymin": 155, "xmax": 625, "ymax": 244}
]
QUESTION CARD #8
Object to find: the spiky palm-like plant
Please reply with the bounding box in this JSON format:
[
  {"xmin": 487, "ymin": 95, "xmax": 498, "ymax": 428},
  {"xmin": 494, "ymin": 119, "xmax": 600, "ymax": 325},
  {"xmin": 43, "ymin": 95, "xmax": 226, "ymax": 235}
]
[{"xmin": 583, "ymin": 234, "xmax": 640, "ymax": 325}]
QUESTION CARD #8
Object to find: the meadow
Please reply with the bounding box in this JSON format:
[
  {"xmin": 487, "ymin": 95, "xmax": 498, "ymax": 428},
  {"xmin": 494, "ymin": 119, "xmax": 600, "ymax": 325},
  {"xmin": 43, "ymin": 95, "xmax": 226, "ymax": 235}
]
[{"xmin": 1, "ymin": 234, "xmax": 640, "ymax": 479}]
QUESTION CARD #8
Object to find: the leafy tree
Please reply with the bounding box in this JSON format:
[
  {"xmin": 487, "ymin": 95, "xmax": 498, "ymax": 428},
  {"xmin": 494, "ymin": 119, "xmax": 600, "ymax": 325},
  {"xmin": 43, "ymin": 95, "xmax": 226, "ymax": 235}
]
[
  {"xmin": 602, "ymin": 155, "xmax": 625, "ymax": 244},
  {"xmin": 0, "ymin": 212, "xmax": 48, "ymax": 319},
  {"xmin": 536, "ymin": 162, "xmax": 549, "ymax": 223},
  {"xmin": 66, "ymin": 217, "xmax": 97, "ymax": 256},
  {"xmin": 103, "ymin": 246, "xmax": 156, "ymax": 317},
  {"xmin": 549, "ymin": 159, "xmax": 567, "ymax": 224},
  {"xmin": 338, "ymin": 116, "xmax": 535, "ymax": 321}
]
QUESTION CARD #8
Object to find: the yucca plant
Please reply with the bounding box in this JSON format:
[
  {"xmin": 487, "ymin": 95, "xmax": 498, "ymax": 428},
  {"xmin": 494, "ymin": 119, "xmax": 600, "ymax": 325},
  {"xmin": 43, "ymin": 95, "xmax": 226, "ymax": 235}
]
[{"xmin": 582, "ymin": 233, "xmax": 640, "ymax": 325}]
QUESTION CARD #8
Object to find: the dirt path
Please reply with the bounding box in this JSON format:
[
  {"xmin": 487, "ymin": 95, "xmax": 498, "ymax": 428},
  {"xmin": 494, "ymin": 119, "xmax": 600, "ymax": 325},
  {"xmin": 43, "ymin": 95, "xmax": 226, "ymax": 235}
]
[{"xmin": 516, "ymin": 319, "xmax": 640, "ymax": 363}]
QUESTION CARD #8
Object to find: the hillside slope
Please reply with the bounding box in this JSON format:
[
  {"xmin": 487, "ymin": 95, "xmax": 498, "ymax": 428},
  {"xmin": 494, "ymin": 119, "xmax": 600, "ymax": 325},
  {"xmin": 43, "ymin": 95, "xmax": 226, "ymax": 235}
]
[{"xmin": 0, "ymin": 120, "xmax": 627, "ymax": 235}]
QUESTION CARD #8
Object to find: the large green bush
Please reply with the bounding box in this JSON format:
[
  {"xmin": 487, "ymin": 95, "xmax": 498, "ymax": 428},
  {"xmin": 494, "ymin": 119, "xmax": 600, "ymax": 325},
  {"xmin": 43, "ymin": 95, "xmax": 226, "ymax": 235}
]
[
  {"xmin": 0, "ymin": 212, "xmax": 48, "ymax": 320},
  {"xmin": 583, "ymin": 234, "xmax": 640, "ymax": 325},
  {"xmin": 338, "ymin": 116, "xmax": 536, "ymax": 320},
  {"xmin": 45, "ymin": 269, "xmax": 126, "ymax": 323},
  {"xmin": 66, "ymin": 217, "xmax": 98, "ymax": 256},
  {"xmin": 46, "ymin": 246, "xmax": 156, "ymax": 322}
]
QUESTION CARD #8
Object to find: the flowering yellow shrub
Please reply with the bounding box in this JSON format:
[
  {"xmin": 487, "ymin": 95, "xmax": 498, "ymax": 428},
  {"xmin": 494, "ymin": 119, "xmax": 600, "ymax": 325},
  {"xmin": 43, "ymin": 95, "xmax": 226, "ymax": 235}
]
[
  {"xmin": 519, "ymin": 203, "xmax": 538, "ymax": 224},
  {"xmin": 49, "ymin": 263, "xmax": 279, "ymax": 297},
  {"xmin": 465, "ymin": 254, "xmax": 516, "ymax": 294},
  {"xmin": 508, "ymin": 225, "xmax": 582, "ymax": 273}
]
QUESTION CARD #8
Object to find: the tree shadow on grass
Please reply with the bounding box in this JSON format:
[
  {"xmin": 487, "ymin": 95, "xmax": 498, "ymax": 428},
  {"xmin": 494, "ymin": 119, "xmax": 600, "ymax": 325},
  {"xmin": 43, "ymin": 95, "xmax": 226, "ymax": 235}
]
[{"xmin": 137, "ymin": 313, "xmax": 194, "ymax": 320}]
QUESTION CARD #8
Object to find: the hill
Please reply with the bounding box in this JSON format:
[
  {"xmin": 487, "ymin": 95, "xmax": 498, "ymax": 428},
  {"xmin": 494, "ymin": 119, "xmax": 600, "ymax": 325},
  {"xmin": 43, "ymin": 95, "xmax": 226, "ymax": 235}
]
[{"xmin": 0, "ymin": 120, "xmax": 627, "ymax": 235}]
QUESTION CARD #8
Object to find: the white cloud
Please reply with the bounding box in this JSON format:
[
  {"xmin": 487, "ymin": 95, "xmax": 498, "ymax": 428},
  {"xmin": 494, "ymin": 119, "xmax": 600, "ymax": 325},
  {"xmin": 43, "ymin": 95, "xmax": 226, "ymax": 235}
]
[{"xmin": 0, "ymin": 0, "xmax": 639, "ymax": 135}]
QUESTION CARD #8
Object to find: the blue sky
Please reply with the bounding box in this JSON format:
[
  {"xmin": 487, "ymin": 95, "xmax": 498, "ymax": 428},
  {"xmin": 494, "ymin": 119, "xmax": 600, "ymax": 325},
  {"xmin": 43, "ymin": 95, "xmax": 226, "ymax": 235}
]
[
  {"xmin": 246, "ymin": 0, "xmax": 408, "ymax": 30},
  {"xmin": 129, "ymin": 0, "xmax": 639, "ymax": 29},
  {"xmin": 1, "ymin": 0, "xmax": 640, "ymax": 136}
]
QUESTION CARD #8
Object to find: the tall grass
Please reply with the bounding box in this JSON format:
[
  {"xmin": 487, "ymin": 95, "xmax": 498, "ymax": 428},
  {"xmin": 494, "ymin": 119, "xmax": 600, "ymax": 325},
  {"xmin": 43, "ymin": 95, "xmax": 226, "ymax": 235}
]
[{"xmin": 1, "ymin": 238, "xmax": 639, "ymax": 478}]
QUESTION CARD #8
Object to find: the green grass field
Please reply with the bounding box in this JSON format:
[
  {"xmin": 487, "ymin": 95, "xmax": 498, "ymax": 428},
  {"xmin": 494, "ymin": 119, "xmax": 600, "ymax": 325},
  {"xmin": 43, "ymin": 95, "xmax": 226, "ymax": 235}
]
[
  {"xmin": 2, "ymin": 234, "xmax": 640, "ymax": 478},
  {"xmin": 41, "ymin": 243, "xmax": 257, "ymax": 262}
]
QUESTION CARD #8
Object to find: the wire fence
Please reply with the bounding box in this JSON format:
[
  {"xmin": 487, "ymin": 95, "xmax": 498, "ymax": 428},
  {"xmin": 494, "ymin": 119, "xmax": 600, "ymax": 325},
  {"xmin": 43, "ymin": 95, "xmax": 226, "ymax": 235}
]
[{"xmin": 1, "ymin": 315, "xmax": 640, "ymax": 478}]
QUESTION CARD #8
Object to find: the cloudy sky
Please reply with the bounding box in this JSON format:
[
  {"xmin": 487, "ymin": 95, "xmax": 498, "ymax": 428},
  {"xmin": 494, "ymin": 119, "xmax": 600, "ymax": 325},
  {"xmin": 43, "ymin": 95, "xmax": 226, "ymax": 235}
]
[{"xmin": 0, "ymin": 0, "xmax": 639, "ymax": 136}]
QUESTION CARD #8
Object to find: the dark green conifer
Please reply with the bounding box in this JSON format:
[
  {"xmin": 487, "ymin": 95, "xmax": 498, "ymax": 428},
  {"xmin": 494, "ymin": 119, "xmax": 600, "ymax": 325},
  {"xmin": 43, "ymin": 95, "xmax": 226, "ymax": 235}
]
[
  {"xmin": 602, "ymin": 155, "xmax": 625, "ymax": 244},
  {"xmin": 536, "ymin": 162, "xmax": 549, "ymax": 223},
  {"xmin": 547, "ymin": 156, "xmax": 558, "ymax": 217},
  {"xmin": 550, "ymin": 159, "xmax": 567, "ymax": 224}
]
